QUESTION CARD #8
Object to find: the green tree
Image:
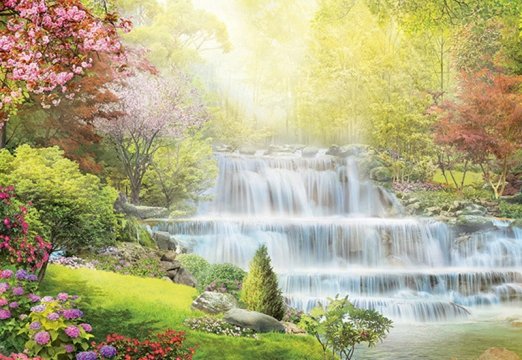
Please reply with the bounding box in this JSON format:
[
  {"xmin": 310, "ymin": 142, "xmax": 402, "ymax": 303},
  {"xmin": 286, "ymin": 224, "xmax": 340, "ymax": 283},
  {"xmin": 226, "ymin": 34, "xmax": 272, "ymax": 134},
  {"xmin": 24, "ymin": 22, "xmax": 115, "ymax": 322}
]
[
  {"xmin": 300, "ymin": 295, "xmax": 393, "ymax": 360},
  {"xmin": 240, "ymin": 245, "xmax": 285, "ymax": 320},
  {"xmin": 141, "ymin": 133, "xmax": 217, "ymax": 211},
  {"xmin": 0, "ymin": 145, "xmax": 119, "ymax": 258}
]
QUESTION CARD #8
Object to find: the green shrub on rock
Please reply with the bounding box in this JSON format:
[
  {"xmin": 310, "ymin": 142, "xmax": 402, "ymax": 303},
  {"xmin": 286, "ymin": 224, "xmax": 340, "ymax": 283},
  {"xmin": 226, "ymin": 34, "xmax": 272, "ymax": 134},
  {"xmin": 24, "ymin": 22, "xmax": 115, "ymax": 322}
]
[
  {"xmin": 176, "ymin": 254, "xmax": 210, "ymax": 284},
  {"xmin": 200, "ymin": 263, "xmax": 246, "ymax": 297},
  {"xmin": 240, "ymin": 245, "xmax": 285, "ymax": 320}
]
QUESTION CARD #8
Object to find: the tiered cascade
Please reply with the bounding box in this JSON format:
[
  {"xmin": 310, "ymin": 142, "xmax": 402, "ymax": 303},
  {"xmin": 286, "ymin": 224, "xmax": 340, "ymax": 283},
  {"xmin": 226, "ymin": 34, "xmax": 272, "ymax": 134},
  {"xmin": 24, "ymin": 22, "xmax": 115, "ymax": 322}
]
[{"xmin": 154, "ymin": 151, "xmax": 522, "ymax": 322}]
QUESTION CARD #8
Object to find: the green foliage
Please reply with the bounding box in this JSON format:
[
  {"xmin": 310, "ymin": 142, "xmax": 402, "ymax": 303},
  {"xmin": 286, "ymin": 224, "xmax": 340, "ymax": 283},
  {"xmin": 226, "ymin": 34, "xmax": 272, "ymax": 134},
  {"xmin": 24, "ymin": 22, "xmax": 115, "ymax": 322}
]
[
  {"xmin": 141, "ymin": 134, "xmax": 217, "ymax": 210},
  {"xmin": 300, "ymin": 295, "xmax": 393, "ymax": 360},
  {"xmin": 240, "ymin": 245, "xmax": 285, "ymax": 320},
  {"xmin": 499, "ymin": 201, "xmax": 522, "ymax": 219},
  {"xmin": 199, "ymin": 263, "xmax": 246, "ymax": 297},
  {"xmin": 176, "ymin": 254, "xmax": 211, "ymax": 284},
  {"xmin": 0, "ymin": 145, "xmax": 118, "ymax": 254},
  {"xmin": 91, "ymin": 256, "xmax": 164, "ymax": 279},
  {"xmin": 41, "ymin": 265, "xmax": 326, "ymax": 360},
  {"xmin": 117, "ymin": 216, "xmax": 156, "ymax": 248}
]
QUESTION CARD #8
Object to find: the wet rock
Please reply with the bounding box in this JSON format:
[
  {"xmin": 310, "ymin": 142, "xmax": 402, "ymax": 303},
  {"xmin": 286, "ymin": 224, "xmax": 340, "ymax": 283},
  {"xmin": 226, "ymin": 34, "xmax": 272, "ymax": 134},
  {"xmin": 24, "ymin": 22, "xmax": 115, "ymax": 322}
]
[
  {"xmin": 191, "ymin": 291, "xmax": 238, "ymax": 314},
  {"xmin": 160, "ymin": 250, "xmax": 177, "ymax": 262},
  {"xmin": 160, "ymin": 260, "xmax": 181, "ymax": 272},
  {"xmin": 281, "ymin": 322, "xmax": 306, "ymax": 335},
  {"xmin": 239, "ymin": 146, "xmax": 257, "ymax": 155},
  {"xmin": 456, "ymin": 215, "xmax": 495, "ymax": 232},
  {"xmin": 339, "ymin": 144, "xmax": 369, "ymax": 157},
  {"xmin": 326, "ymin": 145, "xmax": 341, "ymax": 156},
  {"xmin": 167, "ymin": 267, "xmax": 196, "ymax": 287},
  {"xmin": 477, "ymin": 348, "xmax": 520, "ymax": 360},
  {"xmin": 302, "ymin": 146, "xmax": 319, "ymax": 157},
  {"xmin": 154, "ymin": 231, "xmax": 177, "ymax": 250},
  {"xmin": 214, "ymin": 144, "xmax": 234, "ymax": 152},
  {"xmin": 511, "ymin": 320, "xmax": 522, "ymax": 328},
  {"xmin": 223, "ymin": 309, "xmax": 285, "ymax": 333}
]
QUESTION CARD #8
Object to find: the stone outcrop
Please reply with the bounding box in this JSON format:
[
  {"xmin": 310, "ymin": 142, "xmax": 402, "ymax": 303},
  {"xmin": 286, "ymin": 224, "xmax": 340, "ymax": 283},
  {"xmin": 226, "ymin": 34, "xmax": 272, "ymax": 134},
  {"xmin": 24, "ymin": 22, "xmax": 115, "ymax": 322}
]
[
  {"xmin": 223, "ymin": 309, "xmax": 285, "ymax": 333},
  {"xmin": 191, "ymin": 291, "xmax": 238, "ymax": 314}
]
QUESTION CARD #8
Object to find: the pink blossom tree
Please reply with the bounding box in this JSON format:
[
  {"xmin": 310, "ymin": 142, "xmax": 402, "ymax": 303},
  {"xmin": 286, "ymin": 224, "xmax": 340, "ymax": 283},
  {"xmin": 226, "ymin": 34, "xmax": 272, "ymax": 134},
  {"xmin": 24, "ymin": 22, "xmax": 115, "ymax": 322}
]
[
  {"xmin": 0, "ymin": 0, "xmax": 131, "ymax": 148},
  {"xmin": 96, "ymin": 71, "xmax": 208, "ymax": 204}
]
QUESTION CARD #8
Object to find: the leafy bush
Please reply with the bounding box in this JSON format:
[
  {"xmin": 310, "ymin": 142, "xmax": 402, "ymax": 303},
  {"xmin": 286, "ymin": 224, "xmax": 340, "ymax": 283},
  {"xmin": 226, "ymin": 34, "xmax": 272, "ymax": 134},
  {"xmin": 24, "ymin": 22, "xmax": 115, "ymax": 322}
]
[
  {"xmin": 300, "ymin": 296, "xmax": 393, "ymax": 360},
  {"xmin": 499, "ymin": 201, "xmax": 522, "ymax": 219},
  {"xmin": 0, "ymin": 146, "xmax": 119, "ymax": 256},
  {"xmin": 0, "ymin": 186, "xmax": 51, "ymax": 271},
  {"xmin": 176, "ymin": 254, "xmax": 210, "ymax": 284},
  {"xmin": 116, "ymin": 216, "xmax": 155, "ymax": 248},
  {"xmin": 90, "ymin": 256, "xmax": 164, "ymax": 278},
  {"xmin": 88, "ymin": 330, "xmax": 195, "ymax": 360},
  {"xmin": 240, "ymin": 245, "xmax": 285, "ymax": 320},
  {"xmin": 20, "ymin": 294, "xmax": 93, "ymax": 359},
  {"xmin": 184, "ymin": 317, "xmax": 256, "ymax": 338},
  {"xmin": 200, "ymin": 263, "xmax": 246, "ymax": 297},
  {"xmin": 282, "ymin": 307, "xmax": 304, "ymax": 324},
  {"xmin": 0, "ymin": 269, "xmax": 41, "ymax": 353}
]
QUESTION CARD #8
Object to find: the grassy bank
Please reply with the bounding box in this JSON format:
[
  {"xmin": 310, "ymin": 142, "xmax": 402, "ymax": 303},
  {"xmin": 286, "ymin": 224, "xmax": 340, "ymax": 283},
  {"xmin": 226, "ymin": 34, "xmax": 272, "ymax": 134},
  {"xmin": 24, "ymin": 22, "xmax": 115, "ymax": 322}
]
[{"xmin": 40, "ymin": 265, "xmax": 323, "ymax": 360}]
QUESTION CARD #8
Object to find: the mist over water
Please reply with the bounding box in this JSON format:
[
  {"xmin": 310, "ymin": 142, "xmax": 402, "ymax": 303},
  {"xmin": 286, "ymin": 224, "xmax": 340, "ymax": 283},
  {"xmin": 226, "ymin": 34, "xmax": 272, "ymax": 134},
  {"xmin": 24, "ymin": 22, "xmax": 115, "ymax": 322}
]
[{"xmin": 155, "ymin": 151, "xmax": 522, "ymax": 326}]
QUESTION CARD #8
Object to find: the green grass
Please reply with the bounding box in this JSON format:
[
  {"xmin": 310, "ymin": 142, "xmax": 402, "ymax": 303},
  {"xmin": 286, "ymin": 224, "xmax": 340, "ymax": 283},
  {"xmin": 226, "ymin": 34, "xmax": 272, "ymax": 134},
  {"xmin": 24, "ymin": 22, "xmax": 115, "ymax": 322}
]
[
  {"xmin": 432, "ymin": 169, "xmax": 483, "ymax": 187},
  {"xmin": 41, "ymin": 265, "xmax": 324, "ymax": 360}
]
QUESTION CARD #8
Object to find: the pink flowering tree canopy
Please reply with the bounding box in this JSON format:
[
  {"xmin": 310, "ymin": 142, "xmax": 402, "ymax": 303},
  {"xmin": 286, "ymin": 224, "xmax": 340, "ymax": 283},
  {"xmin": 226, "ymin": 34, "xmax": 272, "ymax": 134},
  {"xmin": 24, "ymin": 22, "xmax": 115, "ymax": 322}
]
[
  {"xmin": 0, "ymin": 0, "xmax": 131, "ymax": 147},
  {"xmin": 96, "ymin": 71, "xmax": 209, "ymax": 204}
]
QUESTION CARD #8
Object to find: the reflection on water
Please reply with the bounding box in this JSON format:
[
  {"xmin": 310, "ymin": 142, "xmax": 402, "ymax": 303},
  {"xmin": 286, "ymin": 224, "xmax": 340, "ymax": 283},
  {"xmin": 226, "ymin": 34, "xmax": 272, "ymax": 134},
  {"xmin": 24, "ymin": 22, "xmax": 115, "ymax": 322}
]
[{"xmin": 358, "ymin": 321, "xmax": 522, "ymax": 360}]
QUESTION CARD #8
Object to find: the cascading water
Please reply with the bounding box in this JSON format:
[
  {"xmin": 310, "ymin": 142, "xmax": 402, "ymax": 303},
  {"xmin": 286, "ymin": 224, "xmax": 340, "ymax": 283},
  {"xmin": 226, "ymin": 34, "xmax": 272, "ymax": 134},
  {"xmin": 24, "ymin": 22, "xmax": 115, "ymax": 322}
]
[{"xmin": 154, "ymin": 150, "xmax": 522, "ymax": 322}]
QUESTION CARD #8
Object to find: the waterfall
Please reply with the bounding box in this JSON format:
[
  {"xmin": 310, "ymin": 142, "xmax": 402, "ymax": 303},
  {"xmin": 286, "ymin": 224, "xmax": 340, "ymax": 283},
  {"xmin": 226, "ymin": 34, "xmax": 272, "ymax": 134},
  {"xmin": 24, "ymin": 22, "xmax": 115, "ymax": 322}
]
[{"xmin": 153, "ymin": 151, "xmax": 522, "ymax": 322}]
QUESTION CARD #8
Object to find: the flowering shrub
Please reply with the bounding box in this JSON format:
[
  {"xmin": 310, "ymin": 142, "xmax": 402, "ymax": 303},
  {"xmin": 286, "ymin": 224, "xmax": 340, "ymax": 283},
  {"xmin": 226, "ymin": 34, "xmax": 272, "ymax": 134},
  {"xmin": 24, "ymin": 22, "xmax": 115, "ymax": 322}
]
[
  {"xmin": 20, "ymin": 294, "xmax": 93, "ymax": 359},
  {"xmin": 88, "ymin": 330, "xmax": 195, "ymax": 360},
  {"xmin": 90, "ymin": 256, "xmax": 164, "ymax": 278},
  {"xmin": 282, "ymin": 307, "xmax": 304, "ymax": 324},
  {"xmin": 0, "ymin": 355, "xmax": 42, "ymax": 360},
  {"xmin": 0, "ymin": 186, "xmax": 51, "ymax": 271},
  {"xmin": 49, "ymin": 256, "xmax": 96, "ymax": 270},
  {"xmin": 0, "ymin": 268, "xmax": 40, "ymax": 352},
  {"xmin": 184, "ymin": 317, "xmax": 256, "ymax": 338}
]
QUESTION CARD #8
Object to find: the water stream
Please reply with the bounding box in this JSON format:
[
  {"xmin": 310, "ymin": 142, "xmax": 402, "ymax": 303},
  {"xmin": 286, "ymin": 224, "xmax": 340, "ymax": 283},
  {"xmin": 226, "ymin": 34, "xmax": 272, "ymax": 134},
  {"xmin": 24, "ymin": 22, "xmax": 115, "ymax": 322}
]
[{"xmin": 154, "ymin": 151, "xmax": 522, "ymax": 325}]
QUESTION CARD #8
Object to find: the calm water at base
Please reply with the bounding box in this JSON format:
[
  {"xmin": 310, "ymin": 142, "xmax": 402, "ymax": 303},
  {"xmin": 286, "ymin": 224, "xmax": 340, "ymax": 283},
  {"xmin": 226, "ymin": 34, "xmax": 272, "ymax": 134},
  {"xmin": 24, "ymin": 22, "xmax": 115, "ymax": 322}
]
[{"xmin": 358, "ymin": 321, "xmax": 522, "ymax": 359}]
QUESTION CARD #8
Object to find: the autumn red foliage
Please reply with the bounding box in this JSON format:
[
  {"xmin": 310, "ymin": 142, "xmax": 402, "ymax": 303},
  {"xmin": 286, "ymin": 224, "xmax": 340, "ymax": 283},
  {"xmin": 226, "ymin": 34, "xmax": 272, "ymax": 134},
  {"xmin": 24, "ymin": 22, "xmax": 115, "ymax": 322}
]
[{"xmin": 434, "ymin": 69, "xmax": 522, "ymax": 197}]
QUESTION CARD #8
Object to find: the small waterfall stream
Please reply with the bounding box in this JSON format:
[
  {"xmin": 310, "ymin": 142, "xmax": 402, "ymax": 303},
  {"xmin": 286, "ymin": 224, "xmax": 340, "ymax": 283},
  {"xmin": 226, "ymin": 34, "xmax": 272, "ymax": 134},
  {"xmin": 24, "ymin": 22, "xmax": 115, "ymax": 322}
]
[{"xmin": 154, "ymin": 151, "xmax": 522, "ymax": 322}]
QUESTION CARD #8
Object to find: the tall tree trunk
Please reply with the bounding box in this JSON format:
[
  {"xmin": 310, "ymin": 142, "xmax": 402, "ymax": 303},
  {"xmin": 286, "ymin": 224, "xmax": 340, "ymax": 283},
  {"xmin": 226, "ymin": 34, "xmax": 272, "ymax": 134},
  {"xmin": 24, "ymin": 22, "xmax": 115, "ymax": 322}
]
[{"xmin": 0, "ymin": 112, "xmax": 7, "ymax": 149}]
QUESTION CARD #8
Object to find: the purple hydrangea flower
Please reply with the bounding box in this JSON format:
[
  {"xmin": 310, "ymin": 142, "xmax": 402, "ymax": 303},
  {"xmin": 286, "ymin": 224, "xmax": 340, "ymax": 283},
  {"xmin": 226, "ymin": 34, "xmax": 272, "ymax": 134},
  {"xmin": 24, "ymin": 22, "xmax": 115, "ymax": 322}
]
[
  {"xmin": 64, "ymin": 344, "xmax": 75, "ymax": 353},
  {"xmin": 100, "ymin": 345, "xmax": 118, "ymax": 359},
  {"xmin": 31, "ymin": 305, "xmax": 46, "ymax": 313},
  {"xmin": 8, "ymin": 301, "xmax": 18, "ymax": 309},
  {"xmin": 15, "ymin": 269, "xmax": 28, "ymax": 280},
  {"xmin": 12, "ymin": 287, "xmax": 24, "ymax": 296},
  {"xmin": 34, "ymin": 331, "xmax": 51, "ymax": 345},
  {"xmin": 57, "ymin": 293, "xmax": 69, "ymax": 301},
  {"xmin": 28, "ymin": 293, "xmax": 41, "ymax": 302},
  {"xmin": 26, "ymin": 274, "xmax": 38, "ymax": 282},
  {"xmin": 0, "ymin": 298, "xmax": 7, "ymax": 306},
  {"xmin": 80, "ymin": 323, "xmax": 92, "ymax": 332},
  {"xmin": 41, "ymin": 296, "xmax": 53, "ymax": 302},
  {"xmin": 0, "ymin": 283, "xmax": 9, "ymax": 294},
  {"xmin": 0, "ymin": 309, "xmax": 11, "ymax": 320},
  {"xmin": 29, "ymin": 321, "xmax": 42, "ymax": 330},
  {"xmin": 76, "ymin": 351, "xmax": 97, "ymax": 360},
  {"xmin": 63, "ymin": 309, "xmax": 83, "ymax": 320},
  {"xmin": 64, "ymin": 325, "xmax": 80, "ymax": 338},
  {"xmin": 47, "ymin": 312, "xmax": 60, "ymax": 321},
  {"xmin": 19, "ymin": 314, "xmax": 28, "ymax": 320},
  {"xmin": 0, "ymin": 270, "xmax": 13, "ymax": 279}
]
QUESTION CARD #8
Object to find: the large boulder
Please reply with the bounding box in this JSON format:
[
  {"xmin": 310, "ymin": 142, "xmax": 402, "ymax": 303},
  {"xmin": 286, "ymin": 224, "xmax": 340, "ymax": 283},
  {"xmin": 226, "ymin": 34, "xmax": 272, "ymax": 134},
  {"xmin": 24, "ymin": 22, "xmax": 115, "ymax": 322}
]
[
  {"xmin": 456, "ymin": 215, "xmax": 495, "ymax": 232},
  {"xmin": 223, "ymin": 309, "xmax": 285, "ymax": 333},
  {"xmin": 478, "ymin": 348, "xmax": 520, "ymax": 360},
  {"xmin": 191, "ymin": 292, "xmax": 238, "ymax": 314},
  {"xmin": 302, "ymin": 146, "xmax": 319, "ymax": 158},
  {"xmin": 168, "ymin": 267, "xmax": 196, "ymax": 287},
  {"xmin": 154, "ymin": 231, "xmax": 177, "ymax": 251}
]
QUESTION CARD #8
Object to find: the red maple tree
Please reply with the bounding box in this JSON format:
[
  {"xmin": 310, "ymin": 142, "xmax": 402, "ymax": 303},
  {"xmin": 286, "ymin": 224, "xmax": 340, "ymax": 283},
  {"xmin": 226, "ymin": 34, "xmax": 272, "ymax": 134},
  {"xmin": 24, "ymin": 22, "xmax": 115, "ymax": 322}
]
[{"xmin": 434, "ymin": 69, "xmax": 522, "ymax": 198}]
